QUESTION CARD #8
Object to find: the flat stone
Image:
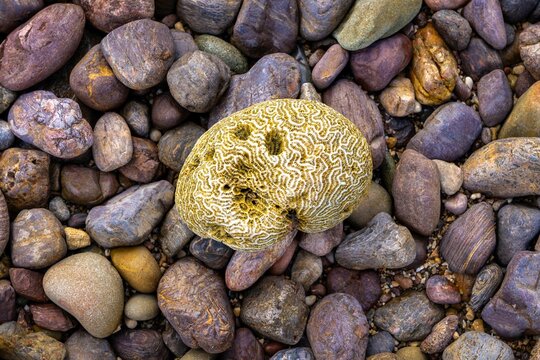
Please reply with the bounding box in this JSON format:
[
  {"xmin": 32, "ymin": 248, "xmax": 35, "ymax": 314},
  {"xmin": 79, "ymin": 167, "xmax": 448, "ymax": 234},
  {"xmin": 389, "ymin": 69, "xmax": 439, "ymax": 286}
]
[
  {"xmin": 92, "ymin": 112, "xmax": 133, "ymax": 172},
  {"xmin": 8, "ymin": 268, "xmax": 48, "ymax": 302},
  {"xmin": 497, "ymin": 204, "xmax": 540, "ymax": 265},
  {"xmin": 29, "ymin": 303, "xmax": 75, "ymax": 332},
  {"xmin": 499, "ymin": 81, "xmax": 540, "ymax": 138},
  {"xmin": 442, "ymin": 331, "xmax": 514, "ymax": 359}
]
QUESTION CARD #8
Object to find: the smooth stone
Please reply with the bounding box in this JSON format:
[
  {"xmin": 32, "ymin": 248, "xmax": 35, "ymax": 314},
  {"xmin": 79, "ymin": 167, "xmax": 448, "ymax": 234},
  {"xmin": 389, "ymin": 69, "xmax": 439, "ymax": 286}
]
[
  {"xmin": 482, "ymin": 251, "xmax": 540, "ymax": 338},
  {"xmin": 392, "ymin": 149, "xmax": 441, "ymax": 236},
  {"xmin": 312, "ymin": 44, "xmax": 349, "ymax": 90},
  {"xmin": 111, "ymin": 246, "xmax": 161, "ymax": 293},
  {"xmin": 195, "ymin": 35, "xmax": 248, "ymax": 74},
  {"xmin": 66, "ymin": 330, "xmax": 116, "ymax": 360},
  {"xmin": 432, "ymin": 10, "xmax": 472, "ymax": 51},
  {"xmin": 299, "ymin": 0, "xmax": 354, "ymax": 41},
  {"xmin": 500, "ymin": 0, "xmax": 540, "ymax": 23},
  {"xmin": 0, "ymin": 120, "xmax": 15, "ymax": 150},
  {"xmin": 444, "ymin": 193, "xmax": 468, "ymax": 215},
  {"xmin": 407, "ymin": 236, "xmax": 429, "ymax": 271},
  {"xmin": 396, "ymin": 347, "xmax": 427, "ymax": 360},
  {"xmin": 350, "ymin": 34, "xmax": 412, "ymax": 92},
  {"xmin": 158, "ymin": 122, "xmax": 206, "ymax": 171},
  {"xmin": 49, "ymin": 196, "xmax": 70, "ymax": 222},
  {"xmin": 270, "ymin": 348, "xmax": 315, "ymax": 360},
  {"xmin": 366, "ymin": 331, "xmax": 395, "ymax": 356},
  {"xmin": 348, "ymin": 182, "xmax": 392, "ymax": 228},
  {"xmin": 462, "ymin": 138, "xmax": 540, "ymax": 197},
  {"xmin": 459, "ymin": 38, "xmax": 503, "ymax": 81},
  {"xmin": 336, "ymin": 212, "xmax": 416, "ymax": 270},
  {"xmin": 171, "ymin": 30, "xmax": 199, "ymax": 61},
  {"xmin": 11, "ymin": 208, "xmax": 66, "ymax": 269},
  {"xmin": 420, "ymin": 315, "xmax": 459, "ymax": 354},
  {"xmin": 0, "ymin": 0, "xmax": 43, "ymax": 33},
  {"xmin": 425, "ymin": 275, "xmax": 461, "ymax": 304},
  {"xmin": 477, "ymin": 69, "xmax": 513, "ymax": 126},
  {"xmin": 425, "ymin": 0, "xmax": 470, "ymax": 10},
  {"xmin": 86, "ymin": 180, "xmax": 174, "ymax": 248},
  {"xmin": 189, "ymin": 237, "xmax": 234, "ymax": 270},
  {"xmin": 208, "ymin": 53, "xmax": 301, "ymax": 127},
  {"xmin": 111, "ymin": 329, "xmax": 169, "ymax": 360},
  {"xmin": 43, "ymin": 253, "xmax": 124, "ymax": 338},
  {"xmin": 29, "ymin": 303, "xmax": 75, "ymax": 332},
  {"xmin": 326, "ymin": 267, "xmax": 381, "ymax": 311},
  {"xmin": 0, "ymin": 322, "xmax": 67, "ymax": 359},
  {"xmin": 61, "ymin": 165, "xmax": 119, "ymax": 206},
  {"xmin": 65, "ymin": 227, "xmax": 91, "ymax": 250},
  {"xmin": 77, "ymin": 0, "xmax": 153, "ymax": 32},
  {"xmin": 497, "ymin": 205, "xmax": 540, "ymax": 265},
  {"xmin": 291, "ymin": 250, "xmax": 323, "ymax": 290},
  {"xmin": 499, "ymin": 81, "xmax": 540, "ymax": 138},
  {"xmin": 374, "ymin": 291, "xmax": 444, "ymax": 341},
  {"xmin": 407, "ymin": 102, "xmax": 482, "ymax": 161},
  {"xmin": 221, "ymin": 328, "xmax": 265, "ymax": 360},
  {"xmin": 520, "ymin": 24, "xmax": 540, "ymax": 80},
  {"xmin": 299, "ymin": 222, "xmax": 343, "ymax": 256},
  {"xmin": 379, "ymin": 77, "xmax": 420, "ymax": 117},
  {"xmin": 442, "ymin": 331, "xmax": 514, "ymax": 359},
  {"xmin": 241, "ymin": 276, "xmax": 309, "ymax": 345},
  {"xmin": 470, "ymin": 263, "xmax": 504, "ymax": 312},
  {"xmin": 92, "ymin": 112, "xmax": 133, "ymax": 172},
  {"xmin": 463, "ymin": 0, "xmax": 507, "ymax": 50},
  {"xmin": 268, "ymin": 238, "xmax": 298, "ymax": 275},
  {"xmin": 8, "ymin": 268, "xmax": 48, "ymax": 302},
  {"xmin": 0, "ymin": 280, "xmax": 16, "ymax": 324},
  {"xmin": 158, "ymin": 257, "xmax": 234, "ymax": 353},
  {"xmin": 118, "ymin": 137, "xmax": 160, "ymax": 183},
  {"xmin": 159, "ymin": 207, "xmax": 195, "ymax": 257},
  {"xmin": 433, "ymin": 160, "xmax": 463, "ymax": 196},
  {"xmin": 231, "ymin": 0, "xmax": 298, "ymax": 58},
  {"xmin": 151, "ymin": 92, "xmax": 189, "ymax": 131},
  {"xmin": 323, "ymin": 79, "xmax": 386, "ymax": 169},
  {"xmin": 68, "ymin": 213, "xmax": 88, "ymax": 228},
  {"xmin": 176, "ymin": 0, "xmax": 242, "ymax": 35},
  {"xmin": 124, "ymin": 294, "xmax": 160, "ymax": 321},
  {"xmin": 122, "ymin": 101, "xmax": 150, "ymax": 137},
  {"xmin": 333, "ymin": 0, "xmax": 422, "ymax": 51}
]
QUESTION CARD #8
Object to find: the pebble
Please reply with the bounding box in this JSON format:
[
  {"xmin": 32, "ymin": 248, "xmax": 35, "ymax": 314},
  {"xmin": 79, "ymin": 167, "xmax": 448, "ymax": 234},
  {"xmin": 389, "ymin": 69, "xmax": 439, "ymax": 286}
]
[
  {"xmin": 499, "ymin": 81, "xmax": 540, "ymax": 138},
  {"xmin": 61, "ymin": 165, "xmax": 119, "ymax": 206},
  {"xmin": 151, "ymin": 92, "xmax": 189, "ymax": 130},
  {"xmin": 123, "ymin": 101, "xmax": 150, "ymax": 137},
  {"xmin": 442, "ymin": 331, "xmax": 514, "ymax": 359},
  {"xmin": 49, "ymin": 196, "xmax": 70, "ymax": 222},
  {"xmin": 189, "ymin": 237, "xmax": 234, "ymax": 270},
  {"xmin": 8, "ymin": 268, "xmax": 48, "ymax": 302},
  {"xmin": 299, "ymin": 222, "xmax": 343, "ymax": 256},
  {"xmin": 367, "ymin": 331, "xmax": 395, "ymax": 356},
  {"xmin": 0, "ymin": 322, "xmax": 67, "ymax": 359},
  {"xmin": 159, "ymin": 208, "xmax": 195, "ymax": 258},
  {"xmin": 124, "ymin": 294, "xmax": 160, "ymax": 321},
  {"xmin": 441, "ymin": 202, "xmax": 496, "ymax": 275},
  {"xmin": 101, "ymin": 19, "xmax": 174, "ymax": 90},
  {"xmin": 221, "ymin": 327, "xmax": 265, "ymax": 360},
  {"xmin": 326, "ymin": 267, "xmax": 381, "ymax": 311},
  {"xmin": 118, "ymin": 137, "xmax": 159, "ymax": 183},
  {"xmin": 168, "ymin": 51, "xmax": 231, "ymax": 113},
  {"xmin": 444, "ymin": 194, "xmax": 469, "ymax": 215},
  {"xmin": 459, "ymin": 37, "xmax": 503, "ymax": 81},
  {"xmin": 240, "ymin": 276, "xmax": 309, "ymax": 345},
  {"xmin": 307, "ymin": 293, "xmax": 369, "ymax": 359},
  {"xmin": 92, "ymin": 112, "xmax": 133, "ymax": 172},
  {"xmin": 158, "ymin": 122, "xmax": 206, "ymax": 171},
  {"xmin": 520, "ymin": 24, "xmax": 540, "ymax": 80},
  {"xmin": 407, "ymin": 102, "xmax": 482, "ymax": 162},
  {"xmin": 65, "ymin": 329, "xmax": 116, "ymax": 360},
  {"xmin": 79, "ymin": 0, "xmax": 153, "ymax": 32},
  {"xmin": 515, "ymin": 69, "xmax": 536, "ymax": 97},
  {"xmin": 477, "ymin": 69, "xmax": 513, "ymax": 126},
  {"xmin": 0, "ymin": 87, "xmax": 16, "ymax": 115},
  {"xmin": 497, "ymin": 205, "xmax": 540, "ymax": 265},
  {"xmin": 0, "ymin": 4, "xmax": 85, "ymax": 91},
  {"xmin": 482, "ymin": 251, "xmax": 540, "ymax": 337},
  {"xmin": 323, "ymin": 79, "xmax": 386, "ymax": 169},
  {"xmin": 348, "ymin": 181, "xmax": 392, "ymax": 228},
  {"xmin": 29, "ymin": 303, "xmax": 75, "ymax": 332},
  {"xmin": 291, "ymin": 250, "xmax": 323, "ymax": 290},
  {"xmin": 111, "ymin": 329, "xmax": 169, "ymax": 360},
  {"xmin": 469, "ymin": 263, "xmax": 504, "ymax": 312},
  {"xmin": 333, "ymin": 0, "xmax": 421, "ymax": 51},
  {"xmin": 150, "ymin": 129, "xmax": 162, "ymax": 142},
  {"xmin": 162, "ymin": 321, "xmax": 189, "ymax": 357},
  {"xmin": 396, "ymin": 347, "xmax": 427, "ymax": 360},
  {"xmin": 299, "ymin": 0, "xmax": 354, "ymax": 41},
  {"xmin": 86, "ymin": 180, "xmax": 174, "ymax": 248},
  {"xmin": 432, "ymin": 10, "xmax": 472, "ymax": 51},
  {"xmin": 501, "ymin": 0, "xmax": 539, "ymax": 23},
  {"xmin": 268, "ymin": 239, "xmax": 298, "ymax": 275},
  {"xmin": 350, "ymin": 34, "xmax": 412, "ymax": 92},
  {"xmin": 312, "ymin": 44, "xmax": 349, "ymax": 90},
  {"xmin": 195, "ymin": 35, "xmax": 248, "ymax": 74},
  {"xmin": 420, "ymin": 315, "xmax": 459, "ymax": 354},
  {"xmin": 462, "ymin": 137, "xmax": 540, "ymax": 197},
  {"xmin": 43, "ymin": 253, "xmax": 124, "ymax": 338},
  {"xmin": 63, "ymin": 227, "xmax": 90, "ymax": 250},
  {"xmin": 270, "ymin": 348, "xmax": 315, "ymax": 360},
  {"xmin": 0, "ymin": 0, "xmax": 43, "ymax": 33},
  {"xmin": 464, "ymin": 0, "xmax": 507, "ymax": 50},
  {"xmin": 426, "ymin": 275, "xmax": 461, "ymax": 304},
  {"xmin": 379, "ymin": 77, "xmax": 420, "ymax": 117},
  {"xmin": 0, "ymin": 280, "xmax": 16, "ymax": 324},
  {"xmin": 231, "ymin": 0, "xmax": 298, "ymax": 58},
  {"xmin": 158, "ymin": 257, "xmax": 234, "ymax": 353},
  {"xmin": 176, "ymin": 0, "xmax": 242, "ymax": 35},
  {"xmin": 336, "ymin": 212, "xmax": 416, "ymax": 270},
  {"xmin": 0, "ymin": 120, "xmax": 14, "ymax": 150},
  {"xmin": 433, "ymin": 160, "xmax": 463, "ymax": 196},
  {"xmin": 392, "ymin": 149, "xmax": 441, "ymax": 236},
  {"xmin": 111, "ymin": 246, "xmax": 162, "ymax": 293}
]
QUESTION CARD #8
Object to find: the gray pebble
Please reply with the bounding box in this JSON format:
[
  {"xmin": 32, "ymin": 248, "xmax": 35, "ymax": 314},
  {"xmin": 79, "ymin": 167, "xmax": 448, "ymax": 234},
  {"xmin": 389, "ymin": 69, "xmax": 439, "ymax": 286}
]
[
  {"xmin": 367, "ymin": 331, "xmax": 395, "ymax": 356},
  {"xmin": 49, "ymin": 196, "xmax": 71, "ymax": 222}
]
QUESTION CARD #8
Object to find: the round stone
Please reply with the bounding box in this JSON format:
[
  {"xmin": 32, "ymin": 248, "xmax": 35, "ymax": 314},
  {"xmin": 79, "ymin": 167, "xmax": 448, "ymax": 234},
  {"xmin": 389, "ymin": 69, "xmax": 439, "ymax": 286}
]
[
  {"xmin": 110, "ymin": 246, "xmax": 161, "ymax": 293},
  {"xmin": 124, "ymin": 294, "xmax": 160, "ymax": 321}
]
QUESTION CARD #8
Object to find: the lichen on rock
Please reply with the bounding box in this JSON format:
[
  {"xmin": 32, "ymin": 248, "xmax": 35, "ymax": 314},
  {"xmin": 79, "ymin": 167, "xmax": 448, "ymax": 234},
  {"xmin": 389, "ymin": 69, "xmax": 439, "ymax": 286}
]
[{"xmin": 175, "ymin": 99, "xmax": 372, "ymax": 250}]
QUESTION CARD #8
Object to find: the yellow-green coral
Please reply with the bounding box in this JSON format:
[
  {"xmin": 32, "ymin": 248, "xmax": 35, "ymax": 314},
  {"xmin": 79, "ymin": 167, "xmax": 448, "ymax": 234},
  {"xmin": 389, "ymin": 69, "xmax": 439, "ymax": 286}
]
[{"xmin": 175, "ymin": 99, "xmax": 372, "ymax": 250}]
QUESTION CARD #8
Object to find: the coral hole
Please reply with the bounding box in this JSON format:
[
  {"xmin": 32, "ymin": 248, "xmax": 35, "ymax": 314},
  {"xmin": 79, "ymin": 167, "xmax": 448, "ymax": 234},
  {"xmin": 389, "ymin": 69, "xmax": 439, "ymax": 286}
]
[{"xmin": 265, "ymin": 130, "xmax": 285, "ymax": 155}]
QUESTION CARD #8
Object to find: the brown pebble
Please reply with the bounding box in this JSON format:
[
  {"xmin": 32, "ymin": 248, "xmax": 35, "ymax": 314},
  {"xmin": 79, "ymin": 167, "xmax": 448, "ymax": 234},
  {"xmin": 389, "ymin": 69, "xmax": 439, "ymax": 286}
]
[
  {"xmin": 9, "ymin": 268, "xmax": 48, "ymax": 302},
  {"xmin": 29, "ymin": 303, "xmax": 75, "ymax": 332}
]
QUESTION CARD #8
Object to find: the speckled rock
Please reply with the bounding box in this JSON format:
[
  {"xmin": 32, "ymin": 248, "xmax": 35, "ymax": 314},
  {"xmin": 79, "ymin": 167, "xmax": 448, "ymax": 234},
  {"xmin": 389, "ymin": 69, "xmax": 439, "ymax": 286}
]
[
  {"xmin": 43, "ymin": 253, "xmax": 124, "ymax": 338},
  {"xmin": 195, "ymin": 35, "xmax": 248, "ymax": 74},
  {"xmin": 124, "ymin": 294, "xmax": 160, "ymax": 321},
  {"xmin": 470, "ymin": 263, "xmax": 504, "ymax": 312},
  {"xmin": 241, "ymin": 276, "xmax": 309, "ymax": 345},
  {"xmin": 158, "ymin": 122, "xmax": 206, "ymax": 171},
  {"xmin": 379, "ymin": 77, "xmax": 420, "ymax": 118},
  {"xmin": 477, "ymin": 69, "xmax": 513, "ymax": 126},
  {"xmin": 77, "ymin": 0, "xmax": 154, "ymax": 33},
  {"xmin": 459, "ymin": 38, "xmax": 503, "ymax": 81},
  {"xmin": 0, "ymin": 322, "xmax": 67, "ymax": 359},
  {"xmin": 312, "ymin": 44, "xmax": 349, "ymax": 90},
  {"xmin": 497, "ymin": 205, "xmax": 540, "ymax": 265},
  {"xmin": 176, "ymin": 0, "xmax": 242, "ymax": 35},
  {"xmin": 8, "ymin": 268, "xmax": 48, "ymax": 302},
  {"xmin": 92, "ymin": 112, "xmax": 133, "ymax": 172},
  {"xmin": 499, "ymin": 81, "xmax": 540, "ymax": 138},
  {"xmin": 118, "ymin": 137, "xmax": 159, "ymax": 183},
  {"xmin": 299, "ymin": 0, "xmax": 354, "ymax": 41},
  {"xmin": 222, "ymin": 328, "xmax": 264, "ymax": 360},
  {"xmin": 420, "ymin": 315, "xmax": 459, "ymax": 354},
  {"xmin": 348, "ymin": 181, "xmax": 392, "ymax": 228},
  {"xmin": 463, "ymin": 0, "xmax": 507, "ymax": 50},
  {"xmin": 111, "ymin": 329, "xmax": 169, "ymax": 360},
  {"xmin": 432, "ymin": 10, "xmax": 472, "ymax": 51},
  {"xmin": 159, "ymin": 207, "xmax": 195, "ymax": 257},
  {"xmin": 66, "ymin": 329, "xmax": 116, "ymax": 360},
  {"xmin": 0, "ymin": 280, "xmax": 16, "ymax": 324},
  {"xmin": 61, "ymin": 165, "xmax": 118, "ymax": 206},
  {"xmin": 433, "ymin": 160, "xmax": 463, "ymax": 196},
  {"xmin": 327, "ymin": 267, "xmax": 381, "ymax": 311},
  {"xmin": 122, "ymin": 101, "xmax": 150, "ymax": 137},
  {"xmin": 426, "ymin": 275, "xmax": 461, "ymax": 304},
  {"xmin": 299, "ymin": 223, "xmax": 343, "ymax": 256},
  {"xmin": 442, "ymin": 331, "xmax": 514, "ymax": 359},
  {"xmin": 189, "ymin": 237, "xmax": 234, "ymax": 270},
  {"xmin": 111, "ymin": 246, "xmax": 161, "ymax": 293},
  {"xmin": 86, "ymin": 180, "xmax": 174, "ymax": 248},
  {"xmin": 270, "ymin": 348, "xmax": 315, "ymax": 360}
]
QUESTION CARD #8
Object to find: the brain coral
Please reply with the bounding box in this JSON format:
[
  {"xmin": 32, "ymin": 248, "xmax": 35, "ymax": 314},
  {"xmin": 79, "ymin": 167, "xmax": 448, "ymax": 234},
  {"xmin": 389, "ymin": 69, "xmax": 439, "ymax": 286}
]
[{"xmin": 176, "ymin": 99, "xmax": 372, "ymax": 250}]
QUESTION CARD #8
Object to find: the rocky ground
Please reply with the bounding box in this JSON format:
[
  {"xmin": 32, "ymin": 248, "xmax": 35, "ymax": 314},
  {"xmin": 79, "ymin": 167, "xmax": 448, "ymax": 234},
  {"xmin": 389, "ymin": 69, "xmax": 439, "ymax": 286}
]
[{"xmin": 0, "ymin": 0, "xmax": 539, "ymax": 359}]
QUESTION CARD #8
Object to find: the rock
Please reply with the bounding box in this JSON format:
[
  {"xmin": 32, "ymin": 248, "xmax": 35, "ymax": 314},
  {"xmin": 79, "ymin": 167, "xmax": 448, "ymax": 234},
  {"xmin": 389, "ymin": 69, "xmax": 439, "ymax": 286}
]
[
  {"xmin": 515, "ymin": 70, "xmax": 536, "ymax": 97},
  {"xmin": 497, "ymin": 205, "xmax": 540, "ymax": 265},
  {"xmin": 92, "ymin": 112, "xmax": 133, "ymax": 172},
  {"xmin": 299, "ymin": 0, "xmax": 354, "ymax": 41},
  {"xmin": 444, "ymin": 194, "xmax": 468, "ymax": 215},
  {"xmin": 69, "ymin": 44, "xmax": 129, "ymax": 111},
  {"xmin": 407, "ymin": 102, "xmax": 482, "ymax": 161},
  {"xmin": 77, "ymin": 0, "xmax": 154, "ymax": 32},
  {"xmin": 68, "ymin": 213, "xmax": 87, "ymax": 228},
  {"xmin": 291, "ymin": 250, "xmax": 323, "ymax": 290},
  {"xmin": 226, "ymin": 230, "xmax": 296, "ymax": 291},
  {"xmin": 158, "ymin": 122, "xmax": 206, "ymax": 171},
  {"xmin": 222, "ymin": 328, "xmax": 265, "ymax": 360},
  {"xmin": 0, "ymin": 192, "xmax": 8, "ymax": 256},
  {"xmin": 101, "ymin": 19, "xmax": 175, "ymax": 90},
  {"xmin": 501, "ymin": 0, "xmax": 540, "ymax": 23},
  {"xmin": 119, "ymin": 137, "xmax": 160, "ymax": 183},
  {"xmin": 268, "ymin": 238, "xmax": 298, "ymax": 275},
  {"xmin": 336, "ymin": 212, "xmax": 416, "ymax": 270},
  {"xmin": 0, "ymin": 87, "xmax": 16, "ymax": 115},
  {"xmin": 159, "ymin": 207, "xmax": 195, "ymax": 257},
  {"xmin": 180, "ymin": 349, "xmax": 216, "ymax": 360},
  {"xmin": 0, "ymin": 322, "xmax": 67, "ymax": 359},
  {"xmin": 11, "ymin": 208, "xmax": 66, "ymax": 269},
  {"xmin": 442, "ymin": 331, "xmax": 514, "ymax": 359},
  {"xmin": 379, "ymin": 77, "xmax": 420, "ymax": 117},
  {"xmin": 124, "ymin": 294, "xmax": 160, "ymax": 321},
  {"xmin": 158, "ymin": 257, "xmax": 234, "ymax": 353},
  {"xmin": 231, "ymin": 0, "xmax": 298, "ymax": 58},
  {"xmin": 299, "ymin": 223, "xmax": 343, "ymax": 256},
  {"xmin": 333, "ymin": 0, "xmax": 422, "ymax": 51},
  {"xmin": 459, "ymin": 38, "xmax": 503, "ymax": 81},
  {"xmin": 0, "ymin": 0, "xmax": 43, "ymax": 33},
  {"xmin": 122, "ymin": 101, "xmax": 150, "ymax": 137},
  {"xmin": 0, "ymin": 280, "xmax": 16, "ymax": 324},
  {"xmin": 64, "ymin": 227, "xmax": 90, "ymax": 250},
  {"xmin": 432, "ymin": 10, "xmax": 472, "ymax": 51},
  {"xmin": 470, "ymin": 263, "xmax": 504, "ymax": 312},
  {"xmin": 208, "ymin": 53, "xmax": 301, "ymax": 127},
  {"xmin": 348, "ymin": 181, "xmax": 392, "ymax": 228},
  {"xmin": 420, "ymin": 315, "xmax": 459, "ymax": 354},
  {"xmin": 66, "ymin": 329, "xmax": 116, "ymax": 360},
  {"xmin": 86, "ymin": 180, "xmax": 174, "ymax": 248},
  {"xmin": 396, "ymin": 347, "xmax": 427, "ymax": 360},
  {"xmin": 312, "ymin": 44, "xmax": 349, "ymax": 90},
  {"xmin": 323, "ymin": 79, "xmax": 386, "ymax": 169},
  {"xmin": 307, "ymin": 293, "xmax": 369, "ymax": 359},
  {"xmin": 500, "ymin": 81, "xmax": 540, "ymax": 138},
  {"xmin": 0, "ymin": 4, "xmax": 85, "ymax": 91},
  {"xmin": 171, "ymin": 30, "xmax": 199, "ymax": 61},
  {"xmin": 29, "ymin": 303, "xmax": 74, "ymax": 332},
  {"xmin": 482, "ymin": 251, "xmax": 540, "ymax": 337},
  {"xmin": 43, "ymin": 253, "xmax": 124, "ymax": 338},
  {"xmin": 162, "ymin": 321, "xmax": 189, "ymax": 357},
  {"xmin": 368, "ymin": 354, "xmax": 399, "ymax": 360},
  {"xmin": 433, "ymin": 160, "xmax": 463, "ymax": 195},
  {"xmin": 111, "ymin": 329, "xmax": 169, "ymax": 360},
  {"xmin": 410, "ymin": 24, "xmax": 458, "ymax": 106},
  {"xmin": 111, "ymin": 246, "xmax": 161, "ymax": 293},
  {"xmin": 0, "ymin": 120, "xmax": 15, "ymax": 150},
  {"xmin": 8, "ymin": 268, "xmax": 48, "ymax": 302},
  {"xmin": 189, "ymin": 237, "xmax": 234, "ymax": 270},
  {"xmin": 425, "ymin": 0, "xmax": 470, "ymax": 10},
  {"xmin": 195, "ymin": 35, "xmax": 248, "ymax": 74},
  {"xmin": 241, "ymin": 276, "xmax": 309, "ymax": 345},
  {"xmin": 463, "ymin": 0, "xmax": 507, "ymax": 50},
  {"xmin": 520, "ymin": 24, "xmax": 540, "ymax": 80},
  {"xmin": 61, "ymin": 165, "xmax": 119, "ymax": 206},
  {"xmin": 392, "ymin": 149, "xmax": 440, "ymax": 236},
  {"xmin": 477, "ymin": 69, "xmax": 513, "ymax": 126},
  {"xmin": 350, "ymin": 34, "xmax": 412, "ymax": 92},
  {"xmin": 49, "ymin": 196, "xmax": 70, "ymax": 222},
  {"xmin": 326, "ymin": 267, "xmax": 381, "ymax": 311},
  {"xmin": 373, "ymin": 291, "xmax": 444, "ymax": 341},
  {"xmin": 426, "ymin": 275, "xmax": 461, "ymax": 304},
  {"xmin": 8, "ymin": 90, "xmax": 93, "ymax": 158},
  {"xmin": 367, "ymin": 331, "xmax": 395, "ymax": 356},
  {"xmin": 176, "ymin": 0, "xmax": 242, "ymax": 35},
  {"xmin": 270, "ymin": 348, "xmax": 315, "ymax": 360},
  {"xmin": 167, "ymin": 51, "xmax": 231, "ymax": 113},
  {"xmin": 151, "ymin": 92, "xmax": 189, "ymax": 130},
  {"xmin": 462, "ymin": 138, "xmax": 540, "ymax": 197}
]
